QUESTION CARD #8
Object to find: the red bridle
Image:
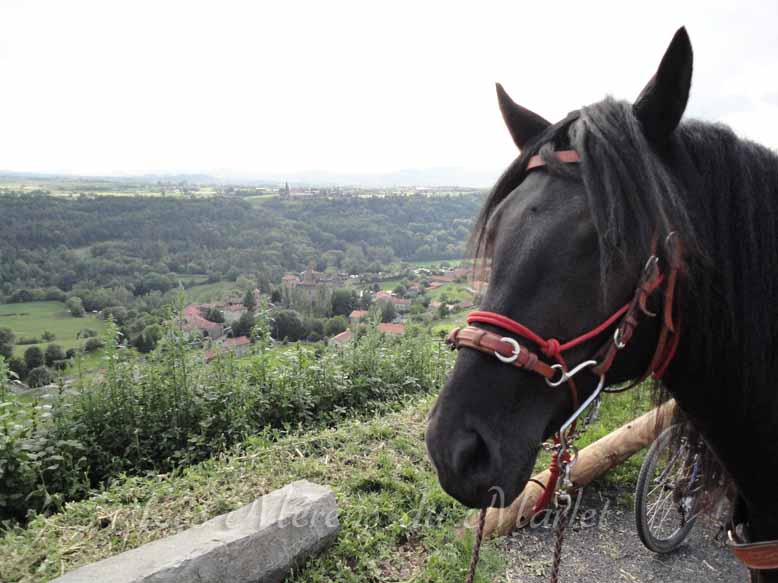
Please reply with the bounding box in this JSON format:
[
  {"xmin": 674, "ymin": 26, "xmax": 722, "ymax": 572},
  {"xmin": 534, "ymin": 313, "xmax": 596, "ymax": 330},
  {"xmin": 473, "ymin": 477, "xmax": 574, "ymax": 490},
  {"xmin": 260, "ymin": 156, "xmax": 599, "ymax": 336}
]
[{"xmin": 446, "ymin": 149, "xmax": 684, "ymax": 511}]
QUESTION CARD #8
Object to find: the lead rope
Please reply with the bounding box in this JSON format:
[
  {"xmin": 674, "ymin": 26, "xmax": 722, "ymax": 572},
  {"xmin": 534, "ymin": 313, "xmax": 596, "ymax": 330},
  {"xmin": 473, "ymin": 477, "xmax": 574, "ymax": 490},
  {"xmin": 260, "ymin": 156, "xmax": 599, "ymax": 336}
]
[
  {"xmin": 549, "ymin": 496, "xmax": 571, "ymax": 583},
  {"xmin": 465, "ymin": 508, "xmax": 487, "ymax": 583},
  {"xmin": 464, "ymin": 495, "xmax": 572, "ymax": 583}
]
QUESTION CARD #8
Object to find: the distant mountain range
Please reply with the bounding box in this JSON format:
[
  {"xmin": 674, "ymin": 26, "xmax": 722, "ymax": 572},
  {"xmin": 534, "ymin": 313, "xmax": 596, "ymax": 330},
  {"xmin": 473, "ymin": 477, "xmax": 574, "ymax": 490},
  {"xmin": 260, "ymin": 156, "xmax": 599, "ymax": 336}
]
[
  {"xmin": 0, "ymin": 166, "xmax": 501, "ymax": 188},
  {"xmin": 221, "ymin": 167, "xmax": 501, "ymax": 188}
]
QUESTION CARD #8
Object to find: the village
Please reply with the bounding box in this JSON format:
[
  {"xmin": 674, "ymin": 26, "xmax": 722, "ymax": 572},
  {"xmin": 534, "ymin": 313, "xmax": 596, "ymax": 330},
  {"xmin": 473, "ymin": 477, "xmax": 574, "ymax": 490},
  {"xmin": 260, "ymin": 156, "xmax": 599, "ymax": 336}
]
[{"xmin": 181, "ymin": 261, "xmax": 488, "ymax": 360}]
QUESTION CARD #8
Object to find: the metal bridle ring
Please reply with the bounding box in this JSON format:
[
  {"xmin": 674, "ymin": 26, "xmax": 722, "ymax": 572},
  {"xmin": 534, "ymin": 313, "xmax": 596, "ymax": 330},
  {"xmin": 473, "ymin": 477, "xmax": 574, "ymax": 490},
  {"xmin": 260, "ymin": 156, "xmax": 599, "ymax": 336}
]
[
  {"xmin": 545, "ymin": 364, "xmax": 567, "ymax": 387},
  {"xmin": 495, "ymin": 337, "xmax": 521, "ymax": 363},
  {"xmin": 643, "ymin": 254, "xmax": 659, "ymax": 274}
]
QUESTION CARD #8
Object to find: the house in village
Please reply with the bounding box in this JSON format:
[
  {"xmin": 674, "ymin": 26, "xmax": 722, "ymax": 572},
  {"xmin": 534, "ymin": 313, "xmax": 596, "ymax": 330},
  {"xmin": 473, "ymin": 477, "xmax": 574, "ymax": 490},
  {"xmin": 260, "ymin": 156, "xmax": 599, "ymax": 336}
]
[
  {"xmin": 349, "ymin": 309, "xmax": 369, "ymax": 326},
  {"xmin": 329, "ymin": 329, "xmax": 353, "ymax": 346},
  {"xmin": 377, "ymin": 323, "xmax": 405, "ymax": 335},
  {"xmin": 374, "ymin": 290, "xmax": 411, "ymax": 313},
  {"xmin": 205, "ymin": 336, "xmax": 251, "ymax": 362},
  {"xmin": 281, "ymin": 264, "xmax": 341, "ymax": 316},
  {"xmin": 183, "ymin": 304, "xmax": 224, "ymax": 338}
]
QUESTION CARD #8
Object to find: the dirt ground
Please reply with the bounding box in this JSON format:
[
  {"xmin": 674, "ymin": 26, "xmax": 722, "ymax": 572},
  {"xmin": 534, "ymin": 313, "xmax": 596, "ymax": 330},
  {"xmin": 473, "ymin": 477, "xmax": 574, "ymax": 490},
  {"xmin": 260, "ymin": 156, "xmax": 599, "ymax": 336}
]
[{"xmin": 498, "ymin": 487, "xmax": 748, "ymax": 582}]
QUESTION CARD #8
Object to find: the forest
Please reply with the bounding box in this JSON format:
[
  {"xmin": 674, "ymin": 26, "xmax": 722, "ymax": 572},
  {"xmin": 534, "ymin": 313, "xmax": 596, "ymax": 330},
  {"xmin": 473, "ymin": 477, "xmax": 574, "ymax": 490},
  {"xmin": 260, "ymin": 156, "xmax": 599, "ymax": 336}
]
[{"xmin": 0, "ymin": 192, "xmax": 481, "ymax": 301}]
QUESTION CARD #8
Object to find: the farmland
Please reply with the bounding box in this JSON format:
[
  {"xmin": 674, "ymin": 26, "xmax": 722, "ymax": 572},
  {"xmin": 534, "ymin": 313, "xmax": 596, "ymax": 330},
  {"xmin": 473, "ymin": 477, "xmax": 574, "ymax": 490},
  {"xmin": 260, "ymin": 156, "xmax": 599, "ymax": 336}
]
[{"xmin": 0, "ymin": 301, "xmax": 106, "ymax": 357}]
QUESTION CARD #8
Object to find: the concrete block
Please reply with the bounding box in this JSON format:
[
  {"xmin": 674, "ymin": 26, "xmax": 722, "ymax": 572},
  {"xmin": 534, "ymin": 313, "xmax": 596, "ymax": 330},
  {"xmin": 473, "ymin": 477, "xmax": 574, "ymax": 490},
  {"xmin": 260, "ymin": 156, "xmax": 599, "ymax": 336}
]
[{"xmin": 53, "ymin": 480, "xmax": 339, "ymax": 583}]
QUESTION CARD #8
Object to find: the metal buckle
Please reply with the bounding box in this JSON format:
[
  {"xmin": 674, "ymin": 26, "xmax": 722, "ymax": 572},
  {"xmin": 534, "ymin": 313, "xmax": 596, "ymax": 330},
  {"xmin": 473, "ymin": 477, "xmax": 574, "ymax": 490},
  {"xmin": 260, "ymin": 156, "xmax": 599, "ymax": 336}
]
[
  {"xmin": 495, "ymin": 337, "xmax": 520, "ymax": 363},
  {"xmin": 613, "ymin": 327, "xmax": 626, "ymax": 349}
]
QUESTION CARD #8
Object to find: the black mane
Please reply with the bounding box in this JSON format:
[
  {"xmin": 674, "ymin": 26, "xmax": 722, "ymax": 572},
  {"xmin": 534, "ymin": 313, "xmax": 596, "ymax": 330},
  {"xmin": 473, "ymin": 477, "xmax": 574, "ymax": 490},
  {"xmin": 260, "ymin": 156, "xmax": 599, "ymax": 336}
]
[{"xmin": 473, "ymin": 97, "xmax": 778, "ymax": 404}]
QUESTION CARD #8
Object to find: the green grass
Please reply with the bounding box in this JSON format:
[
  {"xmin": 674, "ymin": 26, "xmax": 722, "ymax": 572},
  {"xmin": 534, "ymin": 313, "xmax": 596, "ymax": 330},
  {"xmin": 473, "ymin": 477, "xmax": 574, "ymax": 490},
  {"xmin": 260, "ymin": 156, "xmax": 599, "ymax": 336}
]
[
  {"xmin": 0, "ymin": 301, "xmax": 107, "ymax": 356},
  {"xmin": 184, "ymin": 280, "xmax": 239, "ymax": 303},
  {"xmin": 0, "ymin": 394, "xmax": 504, "ymax": 583},
  {"xmin": 379, "ymin": 278, "xmax": 405, "ymax": 291},
  {"xmin": 428, "ymin": 313, "xmax": 468, "ymax": 338},
  {"xmin": 425, "ymin": 282, "xmax": 472, "ymax": 303},
  {"xmin": 171, "ymin": 273, "xmax": 209, "ymax": 285}
]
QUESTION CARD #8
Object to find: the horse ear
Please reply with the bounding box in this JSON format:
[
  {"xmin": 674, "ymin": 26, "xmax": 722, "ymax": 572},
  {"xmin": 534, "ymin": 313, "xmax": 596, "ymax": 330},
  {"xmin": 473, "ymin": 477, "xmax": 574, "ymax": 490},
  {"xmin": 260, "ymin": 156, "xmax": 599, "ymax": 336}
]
[
  {"xmin": 633, "ymin": 27, "xmax": 693, "ymax": 142},
  {"xmin": 496, "ymin": 83, "xmax": 551, "ymax": 150}
]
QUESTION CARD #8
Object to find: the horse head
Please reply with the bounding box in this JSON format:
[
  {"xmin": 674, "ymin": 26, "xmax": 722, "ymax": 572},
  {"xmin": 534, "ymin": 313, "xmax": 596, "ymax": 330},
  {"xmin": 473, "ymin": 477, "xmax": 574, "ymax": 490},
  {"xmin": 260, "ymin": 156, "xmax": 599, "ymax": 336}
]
[{"xmin": 426, "ymin": 28, "xmax": 694, "ymax": 508}]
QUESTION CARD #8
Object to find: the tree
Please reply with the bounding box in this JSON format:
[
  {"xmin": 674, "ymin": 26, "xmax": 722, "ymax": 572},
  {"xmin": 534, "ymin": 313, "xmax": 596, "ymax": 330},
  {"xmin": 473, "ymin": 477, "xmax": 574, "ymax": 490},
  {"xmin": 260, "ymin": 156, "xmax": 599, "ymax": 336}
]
[
  {"xmin": 27, "ymin": 366, "xmax": 53, "ymax": 388},
  {"xmin": 331, "ymin": 288, "xmax": 356, "ymax": 317},
  {"xmin": 243, "ymin": 289, "xmax": 257, "ymax": 311},
  {"xmin": 45, "ymin": 344, "xmax": 66, "ymax": 367},
  {"xmin": 203, "ymin": 307, "xmax": 224, "ymax": 323},
  {"xmin": 135, "ymin": 324, "xmax": 162, "ymax": 353},
  {"xmin": 271, "ymin": 309, "xmax": 306, "ymax": 341},
  {"xmin": 102, "ymin": 306, "xmax": 129, "ymax": 325},
  {"xmin": 378, "ymin": 300, "xmax": 396, "ymax": 323},
  {"xmin": 66, "ymin": 296, "xmax": 85, "ymax": 317},
  {"xmin": 24, "ymin": 346, "xmax": 44, "ymax": 369},
  {"xmin": 324, "ymin": 316, "xmax": 348, "ymax": 337},
  {"xmin": 0, "ymin": 327, "xmax": 15, "ymax": 359},
  {"xmin": 231, "ymin": 313, "xmax": 255, "ymax": 338},
  {"xmin": 304, "ymin": 318, "xmax": 325, "ymax": 338},
  {"xmin": 41, "ymin": 330, "xmax": 56, "ymax": 342},
  {"xmin": 393, "ymin": 284, "xmax": 408, "ymax": 298}
]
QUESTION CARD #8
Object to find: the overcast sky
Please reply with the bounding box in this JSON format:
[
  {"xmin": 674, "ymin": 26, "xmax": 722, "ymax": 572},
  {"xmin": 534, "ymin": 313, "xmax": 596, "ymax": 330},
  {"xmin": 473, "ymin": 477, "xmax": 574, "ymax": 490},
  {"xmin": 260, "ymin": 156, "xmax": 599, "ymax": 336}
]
[{"xmin": 1, "ymin": 1, "xmax": 777, "ymax": 179}]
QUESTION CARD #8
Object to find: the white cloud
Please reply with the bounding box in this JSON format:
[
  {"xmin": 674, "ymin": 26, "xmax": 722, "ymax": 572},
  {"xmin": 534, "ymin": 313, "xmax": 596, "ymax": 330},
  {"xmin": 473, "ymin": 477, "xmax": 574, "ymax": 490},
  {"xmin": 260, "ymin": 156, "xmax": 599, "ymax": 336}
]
[{"xmin": 0, "ymin": 0, "xmax": 776, "ymax": 176}]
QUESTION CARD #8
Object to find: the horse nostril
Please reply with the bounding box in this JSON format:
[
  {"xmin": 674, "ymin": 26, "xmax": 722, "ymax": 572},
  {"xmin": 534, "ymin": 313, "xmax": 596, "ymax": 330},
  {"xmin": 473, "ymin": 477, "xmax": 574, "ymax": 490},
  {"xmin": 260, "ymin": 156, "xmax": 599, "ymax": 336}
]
[{"xmin": 452, "ymin": 428, "xmax": 493, "ymax": 477}]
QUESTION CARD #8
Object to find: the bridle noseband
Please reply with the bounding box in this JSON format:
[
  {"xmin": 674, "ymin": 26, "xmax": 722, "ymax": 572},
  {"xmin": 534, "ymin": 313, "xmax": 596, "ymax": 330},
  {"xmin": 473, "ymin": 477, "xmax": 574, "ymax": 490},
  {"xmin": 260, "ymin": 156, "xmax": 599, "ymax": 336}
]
[{"xmin": 447, "ymin": 149, "xmax": 684, "ymax": 511}]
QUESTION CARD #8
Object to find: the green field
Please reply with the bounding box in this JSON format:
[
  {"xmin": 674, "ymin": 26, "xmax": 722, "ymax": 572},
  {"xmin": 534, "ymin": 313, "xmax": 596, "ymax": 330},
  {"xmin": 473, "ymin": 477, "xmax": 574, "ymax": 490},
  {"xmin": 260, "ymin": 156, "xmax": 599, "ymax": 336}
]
[
  {"xmin": 426, "ymin": 282, "xmax": 473, "ymax": 303},
  {"xmin": 0, "ymin": 301, "xmax": 107, "ymax": 357},
  {"xmin": 184, "ymin": 280, "xmax": 239, "ymax": 303}
]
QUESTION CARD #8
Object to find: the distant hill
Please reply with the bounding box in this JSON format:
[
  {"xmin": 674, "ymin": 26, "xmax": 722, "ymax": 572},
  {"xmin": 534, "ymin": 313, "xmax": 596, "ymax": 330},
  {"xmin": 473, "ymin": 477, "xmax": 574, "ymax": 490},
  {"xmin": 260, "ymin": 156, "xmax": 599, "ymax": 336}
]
[
  {"xmin": 223, "ymin": 167, "xmax": 500, "ymax": 188},
  {"xmin": 0, "ymin": 166, "xmax": 500, "ymax": 188}
]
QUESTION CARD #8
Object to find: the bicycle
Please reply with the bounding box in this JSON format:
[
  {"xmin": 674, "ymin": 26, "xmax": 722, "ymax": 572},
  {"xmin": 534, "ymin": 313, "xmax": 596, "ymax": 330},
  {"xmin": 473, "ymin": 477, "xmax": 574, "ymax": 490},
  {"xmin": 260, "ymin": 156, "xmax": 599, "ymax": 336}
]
[{"xmin": 634, "ymin": 424, "xmax": 705, "ymax": 553}]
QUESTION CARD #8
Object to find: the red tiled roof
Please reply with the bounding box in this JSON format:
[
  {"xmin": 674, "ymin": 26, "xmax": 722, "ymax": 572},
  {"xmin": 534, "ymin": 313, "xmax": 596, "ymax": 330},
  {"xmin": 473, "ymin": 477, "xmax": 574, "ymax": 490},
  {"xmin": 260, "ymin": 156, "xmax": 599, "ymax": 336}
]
[
  {"xmin": 377, "ymin": 323, "xmax": 405, "ymax": 335},
  {"xmin": 349, "ymin": 309, "xmax": 369, "ymax": 319},
  {"xmin": 183, "ymin": 304, "xmax": 223, "ymax": 332},
  {"xmin": 390, "ymin": 297, "xmax": 411, "ymax": 306},
  {"xmin": 331, "ymin": 330, "xmax": 353, "ymax": 344},
  {"xmin": 224, "ymin": 336, "xmax": 250, "ymax": 347}
]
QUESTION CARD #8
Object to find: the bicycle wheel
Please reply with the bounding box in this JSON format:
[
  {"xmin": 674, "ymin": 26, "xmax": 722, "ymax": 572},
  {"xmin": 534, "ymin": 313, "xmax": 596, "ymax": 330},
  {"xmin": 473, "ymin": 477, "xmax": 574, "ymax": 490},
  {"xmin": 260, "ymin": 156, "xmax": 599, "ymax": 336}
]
[{"xmin": 634, "ymin": 424, "xmax": 699, "ymax": 553}]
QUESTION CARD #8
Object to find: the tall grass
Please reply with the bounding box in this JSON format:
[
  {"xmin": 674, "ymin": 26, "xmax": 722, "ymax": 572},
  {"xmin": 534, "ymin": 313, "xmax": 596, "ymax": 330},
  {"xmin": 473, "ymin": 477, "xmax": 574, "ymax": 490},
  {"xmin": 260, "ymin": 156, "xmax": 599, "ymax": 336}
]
[{"xmin": 0, "ymin": 312, "xmax": 452, "ymax": 523}]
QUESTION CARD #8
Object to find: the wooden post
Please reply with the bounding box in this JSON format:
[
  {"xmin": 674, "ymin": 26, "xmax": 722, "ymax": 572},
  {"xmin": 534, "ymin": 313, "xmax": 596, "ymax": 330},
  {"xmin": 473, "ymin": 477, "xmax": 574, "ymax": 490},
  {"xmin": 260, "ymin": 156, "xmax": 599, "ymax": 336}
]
[{"xmin": 464, "ymin": 400, "xmax": 676, "ymax": 539}]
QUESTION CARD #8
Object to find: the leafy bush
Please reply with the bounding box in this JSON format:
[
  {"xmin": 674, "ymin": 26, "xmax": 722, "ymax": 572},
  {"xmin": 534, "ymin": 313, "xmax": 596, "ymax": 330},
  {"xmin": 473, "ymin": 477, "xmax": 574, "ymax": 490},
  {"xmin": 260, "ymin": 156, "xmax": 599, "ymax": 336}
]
[
  {"xmin": 83, "ymin": 338, "xmax": 104, "ymax": 353},
  {"xmin": 0, "ymin": 356, "xmax": 90, "ymax": 521},
  {"xmin": 24, "ymin": 346, "xmax": 44, "ymax": 369},
  {"xmin": 26, "ymin": 366, "xmax": 53, "ymax": 388},
  {"xmin": 0, "ymin": 316, "xmax": 452, "ymax": 522},
  {"xmin": 44, "ymin": 344, "xmax": 66, "ymax": 367}
]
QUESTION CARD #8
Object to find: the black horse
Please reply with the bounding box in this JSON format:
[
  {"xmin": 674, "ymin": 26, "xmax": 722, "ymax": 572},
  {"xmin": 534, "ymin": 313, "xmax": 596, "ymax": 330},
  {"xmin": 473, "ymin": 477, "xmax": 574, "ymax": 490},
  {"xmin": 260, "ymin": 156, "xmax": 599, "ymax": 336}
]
[{"xmin": 426, "ymin": 27, "xmax": 778, "ymax": 582}]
